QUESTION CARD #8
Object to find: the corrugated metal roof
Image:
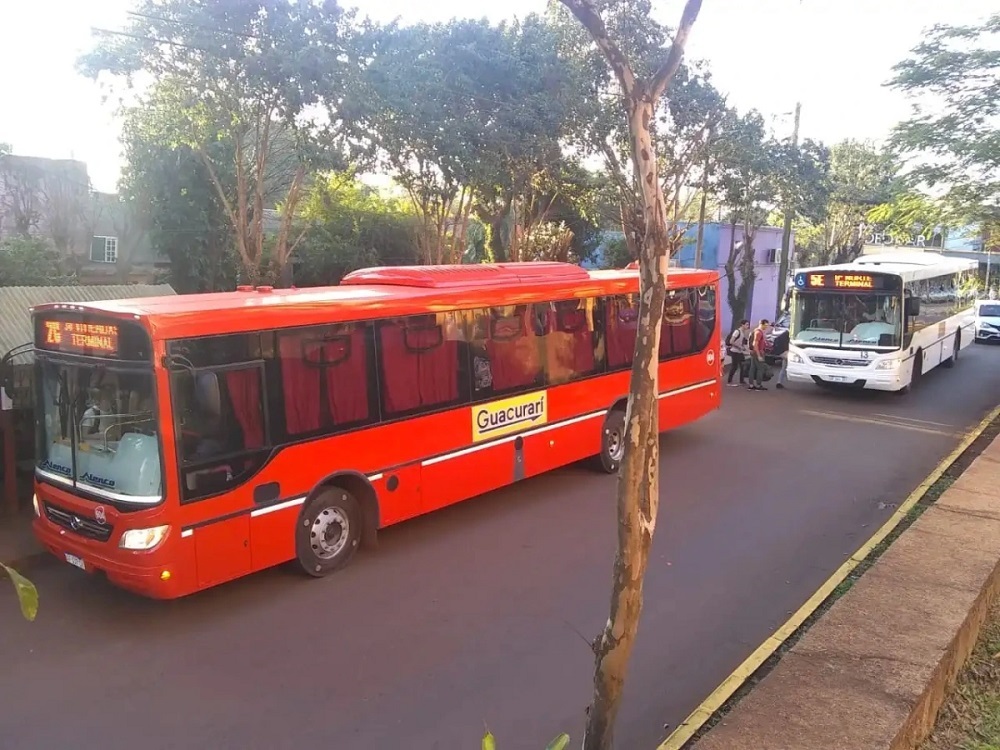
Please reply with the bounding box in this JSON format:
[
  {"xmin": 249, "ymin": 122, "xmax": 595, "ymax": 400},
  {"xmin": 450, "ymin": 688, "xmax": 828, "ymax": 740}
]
[{"xmin": 0, "ymin": 284, "xmax": 176, "ymax": 357}]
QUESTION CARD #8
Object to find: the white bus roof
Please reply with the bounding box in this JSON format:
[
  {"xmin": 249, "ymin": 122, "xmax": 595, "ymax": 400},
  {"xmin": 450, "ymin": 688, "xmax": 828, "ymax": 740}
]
[{"xmin": 796, "ymin": 251, "xmax": 977, "ymax": 285}]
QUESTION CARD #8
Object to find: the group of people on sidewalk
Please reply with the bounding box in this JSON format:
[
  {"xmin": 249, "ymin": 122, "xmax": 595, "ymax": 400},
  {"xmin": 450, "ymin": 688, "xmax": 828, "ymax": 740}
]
[{"xmin": 725, "ymin": 318, "xmax": 789, "ymax": 391}]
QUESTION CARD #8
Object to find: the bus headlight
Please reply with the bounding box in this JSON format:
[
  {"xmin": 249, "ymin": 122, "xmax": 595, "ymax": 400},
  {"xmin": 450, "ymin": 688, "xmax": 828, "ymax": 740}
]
[
  {"xmin": 875, "ymin": 359, "xmax": 901, "ymax": 370},
  {"xmin": 790, "ymin": 352, "xmax": 804, "ymax": 364},
  {"xmin": 120, "ymin": 526, "xmax": 170, "ymax": 550},
  {"xmin": 32, "ymin": 494, "xmax": 40, "ymax": 517}
]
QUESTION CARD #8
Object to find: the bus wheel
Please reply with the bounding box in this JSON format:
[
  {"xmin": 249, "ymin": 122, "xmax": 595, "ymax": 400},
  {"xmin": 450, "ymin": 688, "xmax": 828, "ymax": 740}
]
[
  {"xmin": 899, "ymin": 350, "xmax": 923, "ymax": 394},
  {"xmin": 942, "ymin": 333, "xmax": 960, "ymax": 368},
  {"xmin": 596, "ymin": 408, "xmax": 627, "ymax": 474},
  {"xmin": 296, "ymin": 488, "xmax": 362, "ymax": 578}
]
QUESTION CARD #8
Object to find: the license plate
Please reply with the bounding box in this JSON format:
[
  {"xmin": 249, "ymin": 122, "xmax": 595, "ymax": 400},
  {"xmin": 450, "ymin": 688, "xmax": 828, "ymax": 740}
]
[
  {"xmin": 827, "ymin": 375, "xmax": 846, "ymax": 382},
  {"xmin": 64, "ymin": 553, "xmax": 86, "ymax": 571}
]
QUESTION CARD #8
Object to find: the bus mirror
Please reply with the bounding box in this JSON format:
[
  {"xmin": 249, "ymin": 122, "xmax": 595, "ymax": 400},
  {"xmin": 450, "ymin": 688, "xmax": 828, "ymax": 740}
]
[{"xmin": 905, "ymin": 296, "xmax": 921, "ymax": 316}]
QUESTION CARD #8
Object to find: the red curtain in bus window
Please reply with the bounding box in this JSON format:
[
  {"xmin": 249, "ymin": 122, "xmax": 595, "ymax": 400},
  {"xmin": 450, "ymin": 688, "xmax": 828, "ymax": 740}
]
[
  {"xmin": 379, "ymin": 319, "xmax": 459, "ymax": 415},
  {"xmin": 279, "ymin": 334, "xmax": 321, "ymax": 434},
  {"xmin": 486, "ymin": 312, "xmax": 541, "ymax": 391},
  {"xmin": 546, "ymin": 304, "xmax": 595, "ymax": 381},
  {"xmin": 321, "ymin": 331, "xmax": 370, "ymax": 425},
  {"xmin": 408, "ymin": 325, "xmax": 458, "ymax": 407},
  {"xmin": 225, "ymin": 368, "xmax": 264, "ymax": 450},
  {"xmin": 663, "ymin": 291, "xmax": 695, "ymax": 354},
  {"xmin": 607, "ymin": 297, "xmax": 638, "ymax": 369}
]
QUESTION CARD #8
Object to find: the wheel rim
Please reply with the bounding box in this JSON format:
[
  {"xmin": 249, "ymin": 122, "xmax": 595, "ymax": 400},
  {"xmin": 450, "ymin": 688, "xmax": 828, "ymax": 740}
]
[
  {"xmin": 607, "ymin": 426, "xmax": 625, "ymax": 462},
  {"xmin": 310, "ymin": 507, "xmax": 350, "ymax": 560}
]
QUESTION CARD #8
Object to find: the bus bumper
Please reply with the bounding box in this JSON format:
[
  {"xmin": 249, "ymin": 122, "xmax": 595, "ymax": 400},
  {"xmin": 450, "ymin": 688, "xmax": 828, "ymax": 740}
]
[
  {"xmin": 32, "ymin": 502, "xmax": 187, "ymax": 600},
  {"xmin": 786, "ymin": 364, "xmax": 906, "ymax": 391}
]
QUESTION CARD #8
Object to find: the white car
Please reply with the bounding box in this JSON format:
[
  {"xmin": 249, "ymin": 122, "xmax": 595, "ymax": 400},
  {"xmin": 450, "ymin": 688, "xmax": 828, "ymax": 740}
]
[{"xmin": 974, "ymin": 299, "xmax": 1000, "ymax": 344}]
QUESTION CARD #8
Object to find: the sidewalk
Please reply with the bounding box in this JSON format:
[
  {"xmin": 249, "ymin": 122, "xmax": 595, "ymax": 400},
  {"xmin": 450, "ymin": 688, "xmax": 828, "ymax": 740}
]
[{"xmin": 691, "ymin": 425, "xmax": 1000, "ymax": 750}]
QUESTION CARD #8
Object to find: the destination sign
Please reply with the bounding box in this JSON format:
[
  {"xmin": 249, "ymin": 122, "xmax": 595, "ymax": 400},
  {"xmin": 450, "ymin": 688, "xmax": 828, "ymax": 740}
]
[
  {"xmin": 795, "ymin": 272, "xmax": 896, "ymax": 292},
  {"xmin": 38, "ymin": 319, "xmax": 120, "ymax": 356}
]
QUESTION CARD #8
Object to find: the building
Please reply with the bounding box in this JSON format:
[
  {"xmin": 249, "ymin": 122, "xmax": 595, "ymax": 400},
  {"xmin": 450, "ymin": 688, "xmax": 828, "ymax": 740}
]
[
  {"xmin": 0, "ymin": 153, "xmax": 166, "ymax": 284},
  {"xmin": 584, "ymin": 222, "xmax": 791, "ymax": 335}
]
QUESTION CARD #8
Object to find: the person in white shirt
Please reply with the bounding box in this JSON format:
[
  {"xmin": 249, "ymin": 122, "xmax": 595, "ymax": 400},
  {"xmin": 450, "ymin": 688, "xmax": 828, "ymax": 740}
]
[{"xmin": 725, "ymin": 319, "xmax": 751, "ymax": 387}]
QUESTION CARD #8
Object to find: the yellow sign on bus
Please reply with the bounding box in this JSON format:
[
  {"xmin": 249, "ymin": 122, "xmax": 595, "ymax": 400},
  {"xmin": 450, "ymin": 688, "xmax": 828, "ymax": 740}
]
[{"xmin": 472, "ymin": 390, "xmax": 548, "ymax": 442}]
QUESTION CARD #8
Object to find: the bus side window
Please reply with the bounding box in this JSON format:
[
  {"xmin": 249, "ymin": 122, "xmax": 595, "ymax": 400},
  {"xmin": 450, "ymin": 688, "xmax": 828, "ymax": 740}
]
[
  {"xmin": 694, "ymin": 285, "xmax": 717, "ymax": 351},
  {"xmin": 170, "ymin": 361, "xmax": 270, "ymax": 502},
  {"xmin": 606, "ymin": 294, "xmax": 639, "ymax": 371},
  {"xmin": 277, "ymin": 323, "xmax": 374, "ymax": 437},
  {"xmin": 377, "ymin": 313, "xmax": 469, "ymax": 418},
  {"xmin": 471, "ymin": 305, "xmax": 544, "ymax": 396},
  {"xmin": 542, "ymin": 298, "xmax": 599, "ymax": 385},
  {"xmin": 660, "ymin": 287, "xmax": 697, "ymax": 360}
]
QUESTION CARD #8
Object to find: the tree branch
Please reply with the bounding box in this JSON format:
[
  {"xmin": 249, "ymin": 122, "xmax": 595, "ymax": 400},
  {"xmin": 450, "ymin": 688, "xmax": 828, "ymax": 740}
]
[
  {"xmin": 558, "ymin": 0, "xmax": 637, "ymax": 98},
  {"xmin": 649, "ymin": 0, "xmax": 704, "ymax": 102}
]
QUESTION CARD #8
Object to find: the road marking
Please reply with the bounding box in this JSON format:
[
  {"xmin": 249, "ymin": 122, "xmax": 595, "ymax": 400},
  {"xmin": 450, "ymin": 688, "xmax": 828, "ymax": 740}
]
[
  {"xmin": 798, "ymin": 409, "xmax": 958, "ymax": 437},
  {"xmin": 871, "ymin": 413, "xmax": 957, "ymax": 429},
  {"xmin": 656, "ymin": 402, "xmax": 1000, "ymax": 750}
]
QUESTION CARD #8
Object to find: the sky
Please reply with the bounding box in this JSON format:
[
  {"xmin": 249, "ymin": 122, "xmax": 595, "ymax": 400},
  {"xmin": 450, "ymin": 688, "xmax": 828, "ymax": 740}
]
[{"xmin": 0, "ymin": 0, "xmax": 994, "ymax": 193}]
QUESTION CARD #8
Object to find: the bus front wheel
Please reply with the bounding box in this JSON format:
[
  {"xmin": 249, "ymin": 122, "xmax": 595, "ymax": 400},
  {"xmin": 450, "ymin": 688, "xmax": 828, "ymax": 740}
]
[
  {"xmin": 899, "ymin": 350, "xmax": 923, "ymax": 395},
  {"xmin": 296, "ymin": 487, "xmax": 362, "ymax": 577}
]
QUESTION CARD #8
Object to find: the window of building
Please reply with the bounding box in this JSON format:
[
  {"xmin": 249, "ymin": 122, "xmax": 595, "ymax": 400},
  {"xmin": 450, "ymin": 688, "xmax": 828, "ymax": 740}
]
[
  {"xmin": 90, "ymin": 236, "xmax": 118, "ymax": 264},
  {"xmin": 377, "ymin": 313, "xmax": 469, "ymax": 417},
  {"xmin": 470, "ymin": 305, "xmax": 545, "ymax": 397},
  {"xmin": 539, "ymin": 297, "xmax": 601, "ymax": 384},
  {"xmin": 276, "ymin": 323, "xmax": 375, "ymax": 436}
]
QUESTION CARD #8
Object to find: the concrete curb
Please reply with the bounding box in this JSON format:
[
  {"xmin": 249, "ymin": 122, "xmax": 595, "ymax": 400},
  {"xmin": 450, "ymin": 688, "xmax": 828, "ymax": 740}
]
[{"xmin": 683, "ymin": 413, "xmax": 1000, "ymax": 750}]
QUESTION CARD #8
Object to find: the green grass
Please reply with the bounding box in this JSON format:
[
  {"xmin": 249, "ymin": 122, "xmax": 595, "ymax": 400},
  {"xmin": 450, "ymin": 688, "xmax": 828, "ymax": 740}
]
[{"xmin": 922, "ymin": 597, "xmax": 1000, "ymax": 750}]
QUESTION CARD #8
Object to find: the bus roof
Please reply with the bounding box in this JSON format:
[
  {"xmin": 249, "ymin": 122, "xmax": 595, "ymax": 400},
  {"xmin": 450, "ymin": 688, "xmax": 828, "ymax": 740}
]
[
  {"xmin": 795, "ymin": 251, "xmax": 977, "ymax": 285},
  {"xmin": 30, "ymin": 262, "xmax": 719, "ymax": 341}
]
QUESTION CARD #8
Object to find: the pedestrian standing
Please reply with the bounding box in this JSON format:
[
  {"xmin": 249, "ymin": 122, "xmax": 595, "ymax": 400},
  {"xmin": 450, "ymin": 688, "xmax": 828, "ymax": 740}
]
[
  {"xmin": 772, "ymin": 327, "xmax": 790, "ymax": 390},
  {"xmin": 748, "ymin": 319, "xmax": 771, "ymax": 391},
  {"xmin": 725, "ymin": 319, "xmax": 750, "ymax": 387}
]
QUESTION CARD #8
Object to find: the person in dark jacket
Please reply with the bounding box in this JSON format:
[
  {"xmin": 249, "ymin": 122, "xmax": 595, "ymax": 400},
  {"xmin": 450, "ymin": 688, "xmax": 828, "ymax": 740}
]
[{"xmin": 772, "ymin": 328, "xmax": 790, "ymax": 389}]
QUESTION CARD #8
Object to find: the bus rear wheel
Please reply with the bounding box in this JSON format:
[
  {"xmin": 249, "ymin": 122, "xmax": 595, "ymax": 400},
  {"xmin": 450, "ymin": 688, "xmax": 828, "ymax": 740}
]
[
  {"xmin": 942, "ymin": 333, "xmax": 960, "ymax": 368},
  {"xmin": 595, "ymin": 407, "xmax": 627, "ymax": 474},
  {"xmin": 296, "ymin": 487, "xmax": 362, "ymax": 578}
]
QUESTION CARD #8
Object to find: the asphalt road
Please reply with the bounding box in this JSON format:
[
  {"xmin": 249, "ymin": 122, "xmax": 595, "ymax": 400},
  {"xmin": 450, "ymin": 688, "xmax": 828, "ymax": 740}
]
[{"xmin": 4, "ymin": 345, "xmax": 1000, "ymax": 750}]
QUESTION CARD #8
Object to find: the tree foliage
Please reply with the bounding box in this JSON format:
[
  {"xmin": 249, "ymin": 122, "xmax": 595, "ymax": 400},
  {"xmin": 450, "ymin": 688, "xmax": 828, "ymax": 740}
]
[
  {"xmin": 349, "ymin": 15, "xmax": 587, "ymax": 264},
  {"xmin": 119, "ymin": 80, "xmax": 237, "ymax": 293},
  {"xmin": 0, "ymin": 237, "xmax": 76, "ymax": 286},
  {"xmin": 293, "ymin": 174, "xmax": 419, "ymax": 285},
  {"xmin": 888, "ymin": 13, "xmax": 1000, "ymax": 210},
  {"xmin": 79, "ymin": 0, "xmax": 352, "ymax": 284}
]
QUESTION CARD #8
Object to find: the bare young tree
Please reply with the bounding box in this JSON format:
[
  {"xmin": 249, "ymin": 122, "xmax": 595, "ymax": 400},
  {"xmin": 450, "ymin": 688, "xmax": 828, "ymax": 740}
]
[{"xmin": 556, "ymin": 1, "xmax": 704, "ymax": 748}]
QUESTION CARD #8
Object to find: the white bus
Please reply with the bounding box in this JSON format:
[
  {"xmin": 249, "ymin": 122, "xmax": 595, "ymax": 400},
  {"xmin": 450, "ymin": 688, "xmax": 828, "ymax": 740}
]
[{"xmin": 786, "ymin": 251, "xmax": 979, "ymax": 392}]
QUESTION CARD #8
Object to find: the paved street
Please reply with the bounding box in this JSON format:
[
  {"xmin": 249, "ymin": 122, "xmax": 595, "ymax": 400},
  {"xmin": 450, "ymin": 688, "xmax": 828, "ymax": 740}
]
[{"xmin": 3, "ymin": 345, "xmax": 1000, "ymax": 750}]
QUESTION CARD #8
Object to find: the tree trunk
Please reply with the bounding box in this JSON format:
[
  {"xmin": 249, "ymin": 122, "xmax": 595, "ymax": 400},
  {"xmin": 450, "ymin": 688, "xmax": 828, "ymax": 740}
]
[{"xmin": 583, "ymin": 98, "xmax": 669, "ymax": 750}]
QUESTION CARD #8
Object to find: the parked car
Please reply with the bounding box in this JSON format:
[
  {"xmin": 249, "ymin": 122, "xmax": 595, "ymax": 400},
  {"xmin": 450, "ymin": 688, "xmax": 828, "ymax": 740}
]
[
  {"xmin": 974, "ymin": 300, "xmax": 1000, "ymax": 344},
  {"xmin": 763, "ymin": 311, "xmax": 790, "ymax": 364}
]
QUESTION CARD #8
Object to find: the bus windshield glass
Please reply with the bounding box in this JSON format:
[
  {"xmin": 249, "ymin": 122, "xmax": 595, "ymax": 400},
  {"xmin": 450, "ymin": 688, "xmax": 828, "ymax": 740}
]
[
  {"xmin": 36, "ymin": 359, "xmax": 163, "ymax": 503},
  {"xmin": 792, "ymin": 291, "xmax": 902, "ymax": 350}
]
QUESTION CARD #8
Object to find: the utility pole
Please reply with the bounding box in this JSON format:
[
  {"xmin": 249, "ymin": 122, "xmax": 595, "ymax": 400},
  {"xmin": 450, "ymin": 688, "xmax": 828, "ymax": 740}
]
[{"xmin": 777, "ymin": 101, "xmax": 801, "ymax": 317}]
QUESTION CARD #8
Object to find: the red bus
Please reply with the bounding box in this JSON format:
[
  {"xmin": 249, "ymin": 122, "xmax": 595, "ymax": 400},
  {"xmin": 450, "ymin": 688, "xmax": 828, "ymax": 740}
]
[{"xmin": 30, "ymin": 262, "xmax": 721, "ymax": 599}]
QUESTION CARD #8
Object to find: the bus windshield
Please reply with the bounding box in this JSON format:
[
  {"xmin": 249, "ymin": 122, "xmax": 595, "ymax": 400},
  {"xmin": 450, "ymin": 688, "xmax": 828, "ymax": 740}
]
[
  {"xmin": 792, "ymin": 292, "xmax": 902, "ymax": 350},
  {"xmin": 36, "ymin": 359, "xmax": 163, "ymax": 503}
]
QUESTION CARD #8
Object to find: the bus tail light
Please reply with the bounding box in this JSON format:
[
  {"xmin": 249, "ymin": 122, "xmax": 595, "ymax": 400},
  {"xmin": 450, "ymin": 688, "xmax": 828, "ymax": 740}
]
[{"xmin": 120, "ymin": 526, "xmax": 170, "ymax": 551}]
